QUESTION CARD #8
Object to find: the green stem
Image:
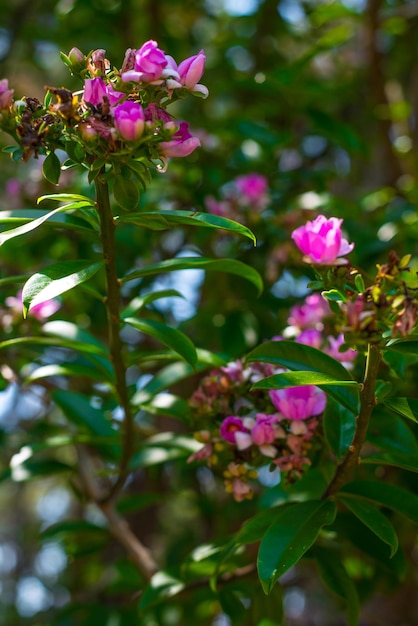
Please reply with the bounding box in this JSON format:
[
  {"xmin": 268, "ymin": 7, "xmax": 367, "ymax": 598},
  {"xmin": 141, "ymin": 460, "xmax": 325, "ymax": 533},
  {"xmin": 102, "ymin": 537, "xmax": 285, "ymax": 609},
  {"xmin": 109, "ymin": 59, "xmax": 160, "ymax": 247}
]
[
  {"xmin": 94, "ymin": 171, "xmax": 133, "ymax": 502},
  {"xmin": 322, "ymin": 343, "xmax": 382, "ymax": 499}
]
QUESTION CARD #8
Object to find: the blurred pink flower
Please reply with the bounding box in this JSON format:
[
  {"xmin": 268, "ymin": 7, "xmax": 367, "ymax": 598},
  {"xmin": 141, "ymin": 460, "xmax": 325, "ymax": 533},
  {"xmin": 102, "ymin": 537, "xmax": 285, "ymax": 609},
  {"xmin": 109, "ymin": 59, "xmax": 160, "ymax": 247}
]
[
  {"xmin": 288, "ymin": 293, "xmax": 330, "ymax": 329},
  {"xmin": 291, "ymin": 215, "xmax": 354, "ymax": 265},
  {"xmin": 269, "ymin": 385, "xmax": 327, "ymax": 420},
  {"xmin": 235, "ymin": 173, "xmax": 269, "ymax": 210},
  {"xmin": 326, "ymin": 334, "xmax": 358, "ymax": 367},
  {"xmin": 6, "ymin": 291, "xmax": 60, "ymax": 320},
  {"xmin": 295, "ymin": 328, "xmax": 323, "ymax": 349}
]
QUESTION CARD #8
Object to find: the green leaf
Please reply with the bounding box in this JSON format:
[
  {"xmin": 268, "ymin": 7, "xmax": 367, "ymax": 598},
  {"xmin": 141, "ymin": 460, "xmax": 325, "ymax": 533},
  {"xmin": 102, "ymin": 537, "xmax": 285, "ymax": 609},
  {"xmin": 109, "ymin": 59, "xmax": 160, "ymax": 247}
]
[
  {"xmin": 383, "ymin": 397, "xmax": 418, "ymax": 424},
  {"xmin": 338, "ymin": 496, "xmax": 398, "ymax": 557},
  {"xmin": 138, "ymin": 393, "xmax": 193, "ymax": 423},
  {"xmin": 367, "ymin": 406, "xmax": 418, "ymax": 455},
  {"xmin": 257, "ymin": 500, "xmax": 336, "ymax": 594},
  {"xmin": 385, "ymin": 336, "xmax": 418, "ymax": 355},
  {"xmin": 121, "ymin": 289, "xmax": 184, "ymax": 319},
  {"xmin": 323, "ymin": 397, "xmax": 356, "ymax": 459},
  {"xmin": 312, "ymin": 547, "xmax": 359, "ymax": 626},
  {"xmin": 0, "ymin": 204, "xmax": 82, "ymax": 246},
  {"xmin": 235, "ymin": 506, "xmax": 294, "ymax": 545},
  {"xmin": 361, "ymin": 452, "xmax": 418, "ymax": 473},
  {"xmin": 0, "ymin": 335, "xmax": 107, "ymax": 357},
  {"xmin": 24, "ymin": 362, "xmax": 110, "ymax": 384},
  {"xmin": 120, "ymin": 210, "xmax": 257, "ymax": 245},
  {"xmin": 10, "ymin": 458, "xmax": 73, "ymax": 482},
  {"xmin": 22, "ymin": 260, "xmax": 103, "ymax": 316},
  {"xmin": 339, "ymin": 480, "xmax": 418, "ymax": 525},
  {"xmin": 38, "ymin": 192, "xmax": 95, "ymax": 205},
  {"xmin": 42, "ymin": 151, "xmax": 61, "ymax": 184},
  {"xmin": 130, "ymin": 433, "xmax": 200, "ymax": 468},
  {"xmin": 252, "ymin": 370, "xmax": 360, "ymax": 388},
  {"xmin": 52, "ymin": 390, "xmax": 120, "ymax": 458},
  {"xmin": 122, "ymin": 256, "xmax": 263, "ymax": 295},
  {"xmin": 113, "ymin": 175, "xmax": 140, "ymax": 210},
  {"xmin": 139, "ymin": 571, "xmax": 185, "ymax": 610},
  {"xmin": 246, "ymin": 341, "xmax": 359, "ymax": 412},
  {"xmin": 124, "ymin": 317, "xmax": 197, "ymax": 368}
]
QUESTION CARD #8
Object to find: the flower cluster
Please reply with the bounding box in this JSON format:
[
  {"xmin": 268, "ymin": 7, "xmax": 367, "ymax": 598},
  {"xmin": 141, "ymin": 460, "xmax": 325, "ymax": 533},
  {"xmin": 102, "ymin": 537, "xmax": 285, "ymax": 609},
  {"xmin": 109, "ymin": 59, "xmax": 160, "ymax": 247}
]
[
  {"xmin": 205, "ymin": 172, "xmax": 270, "ymax": 222},
  {"xmin": 0, "ymin": 42, "xmax": 207, "ymax": 176}
]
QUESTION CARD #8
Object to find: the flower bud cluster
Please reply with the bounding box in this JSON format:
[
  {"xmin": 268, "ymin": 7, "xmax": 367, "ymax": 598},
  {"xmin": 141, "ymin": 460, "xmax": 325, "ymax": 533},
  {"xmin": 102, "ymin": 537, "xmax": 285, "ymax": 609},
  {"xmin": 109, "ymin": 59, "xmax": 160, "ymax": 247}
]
[{"xmin": 0, "ymin": 42, "xmax": 208, "ymax": 173}]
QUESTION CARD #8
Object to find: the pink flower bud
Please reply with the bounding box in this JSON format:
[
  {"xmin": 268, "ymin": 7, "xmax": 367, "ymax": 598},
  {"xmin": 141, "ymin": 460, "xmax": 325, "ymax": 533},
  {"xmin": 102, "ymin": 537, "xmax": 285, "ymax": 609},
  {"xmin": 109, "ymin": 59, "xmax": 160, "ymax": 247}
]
[
  {"xmin": 114, "ymin": 101, "xmax": 145, "ymax": 142},
  {"xmin": 269, "ymin": 386, "xmax": 327, "ymax": 421},
  {"xmin": 121, "ymin": 40, "xmax": 167, "ymax": 83},
  {"xmin": 0, "ymin": 79, "xmax": 14, "ymax": 110},
  {"xmin": 176, "ymin": 50, "xmax": 208, "ymax": 97},
  {"xmin": 291, "ymin": 215, "xmax": 354, "ymax": 265},
  {"xmin": 159, "ymin": 122, "xmax": 200, "ymax": 158},
  {"xmin": 250, "ymin": 413, "xmax": 277, "ymax": 445},
  {"xmin": 68, "ymin": 47, "xmax": 86, "ymax": 71}
]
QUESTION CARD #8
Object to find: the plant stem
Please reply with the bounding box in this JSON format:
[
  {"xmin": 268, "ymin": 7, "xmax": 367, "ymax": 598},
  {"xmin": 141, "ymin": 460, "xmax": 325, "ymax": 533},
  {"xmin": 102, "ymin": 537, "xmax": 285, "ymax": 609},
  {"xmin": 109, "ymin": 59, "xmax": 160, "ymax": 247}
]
[
  {"xmin": 322, "ymin": 343, "xmax": 382, "ymax": 499},
  {"xmin": 94, "ymin": 170, "xmax": 133, "ymax": 501}
]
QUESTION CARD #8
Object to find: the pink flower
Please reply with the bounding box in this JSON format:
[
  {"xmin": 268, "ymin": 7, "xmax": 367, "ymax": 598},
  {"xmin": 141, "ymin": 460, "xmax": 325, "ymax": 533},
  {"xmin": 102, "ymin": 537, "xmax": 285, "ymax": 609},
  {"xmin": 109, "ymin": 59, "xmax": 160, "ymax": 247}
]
[
  {"xmin": 0, "ymin": 79, "xmax": 14, "ymax": 110},
  {"xmin": 269, "ymin": 386, "xmax": 327, "ymax": 421},
  {"xmin": 114, "ymin": 101, "xmax": 145, "ymax": 141},
  {"xmin": 219, "ymin": 416, "xmax": 246, "ymax": 444},
  {"xmin": 6, "ymin": 291, "xmax": 60, "ymax": 320},
  {"xmin": 295, "ymin": 329, "xmax": 323, "ymax": 349},
  {"xmin": 83, "ymin": 77, "xmax": 124, "ymax": 106},
  {"xmin": 250, "ymin": 413, "xmax": 277, "ymax": 446},
  {"xmin": 121, "ymin": 40, "xmax": 168, "ymax": 83},
  {"xmin": 291, "ymin": 215, "xmax": 354, "ymax": 265},
  {"xmin": 326, "ymin": 334, "xmax": 358, "ymax": 366},
  {"xmin": 159, "ymin": 122, "xmax": 200, "ymax": 158},
  {"xmin": 288, "ymin": 293, "xmax": 330, "ymax": 329},
  {"xmin": 235, "ymin": 173, "xmax": 269, "ymax": 210}
]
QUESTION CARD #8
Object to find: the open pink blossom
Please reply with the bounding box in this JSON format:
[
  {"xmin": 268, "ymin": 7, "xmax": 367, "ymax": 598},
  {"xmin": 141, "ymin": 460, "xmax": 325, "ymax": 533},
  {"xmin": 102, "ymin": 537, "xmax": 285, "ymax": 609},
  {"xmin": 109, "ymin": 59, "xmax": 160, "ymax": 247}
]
[
  {"xmin": 291, "ymin": 215, "xmax": 354, "ymax": 265},
  {"xmin": 121, "ymin": 40, "xmax": 168, "ymax": 83},
  {"xmin": 159, "ymin": 122, "xmax": 200, "ymax": 158},
  {"xmin": 250, "ymin": 413, "xmax": 278, "ymax": 446},
  {"xmin": 326, "ymin": 334, "xmax": 358, "ymax": 367},
  {"xmin": 295, "ymin": 328, "xmax": 323, "ymax": 349},
  {"xmin": 235, "ymin": 173, "xmax": 269, "ymax": 210},
  {"xmin": 83, "ymin": 77, "xmax": 123, "ymax": 106},
  {"xmin": 269, "ymin": 386, "xmax": 327, "ymax": 421},
  {"xmin": 219, "ymin": 416, "xmax": 246, "ymax": 444},
  {"xmin": 114, "ymin": 101, "xmax": 144, "ymax": 141}
]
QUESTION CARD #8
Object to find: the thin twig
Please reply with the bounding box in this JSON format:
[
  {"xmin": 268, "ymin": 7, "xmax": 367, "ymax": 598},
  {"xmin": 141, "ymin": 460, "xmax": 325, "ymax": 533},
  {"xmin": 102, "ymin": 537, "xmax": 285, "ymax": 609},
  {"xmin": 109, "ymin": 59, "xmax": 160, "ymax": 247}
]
[{"xmin": 322, "ymin": 343, "xmax": 382, "ymax": 499}]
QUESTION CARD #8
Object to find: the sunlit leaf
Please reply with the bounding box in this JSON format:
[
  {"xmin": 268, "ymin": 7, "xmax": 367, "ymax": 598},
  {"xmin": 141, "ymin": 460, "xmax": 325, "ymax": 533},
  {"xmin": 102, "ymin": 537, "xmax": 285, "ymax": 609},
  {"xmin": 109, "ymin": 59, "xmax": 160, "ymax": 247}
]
[
  {"xmin": 124, "ymin": 317, "xmax": 198, "ymax": 368},
  {"xmin": 383, "ymin": 397, "xmax": 418, "ymax": 424},
  {"xmin": 22, "ymin": 260, "xmax": 103, "ymax": 316},
  {"xmin": 120, "ymin": 210, "xmax": 256, "ymax": 244},
  {"xmin": 121, "ymin": 257, "xmax": 263, "ymax": 295}
]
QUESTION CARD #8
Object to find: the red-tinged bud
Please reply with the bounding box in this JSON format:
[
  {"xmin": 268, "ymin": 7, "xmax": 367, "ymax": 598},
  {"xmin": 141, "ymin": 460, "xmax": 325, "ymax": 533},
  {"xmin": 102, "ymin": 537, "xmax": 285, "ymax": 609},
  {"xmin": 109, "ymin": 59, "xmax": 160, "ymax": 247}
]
[{"xmin": 68, "ymin": 47, "xmax": 86, "ymax": 72}]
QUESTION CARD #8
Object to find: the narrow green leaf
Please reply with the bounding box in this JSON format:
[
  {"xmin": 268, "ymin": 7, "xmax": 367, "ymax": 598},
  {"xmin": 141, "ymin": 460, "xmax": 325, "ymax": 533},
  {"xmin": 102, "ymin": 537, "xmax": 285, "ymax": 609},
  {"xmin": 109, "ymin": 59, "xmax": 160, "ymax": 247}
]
[
  {"xmin": 323, "ymin": 397, "xmax": 356, "ymax": 459},
  {"xmin": 367, "ymin": 406, "xmax": 418, "ymax": 455},
  {"xmin": 385, "ymin": 336, "xmax": 418, "ymax": 355},
  {"xmin": 236, "ymin": 506, "xmax": 295, "ymax": 545},
  {"xmin": 0, "ymin": 204, "xmax": 75, "ymax": 245},
  {"xmin": 42, "ymin": 519, "xmax": 108, "ymax": 539},
  {"xmin": 312, "ymin": 547, "xmax": 359, "ymax": 626},
  {"xmin": 42, "ymin": 151, "xmax": 61, "ymax": 185},
  {"xmin": 113, "ymin": 175, "xmax": 140, "ymax": 210},
  {"xmin": 361, "ymin": 452, "xmax": 418, "ymax": 473},
  {"xmin": 22, "ymin": 260, "xmax": 103, "ymax": 316},
  {"xmin": 257, "ymin": 500, "xmax": 336, "ymax": 594},
  {"xmin": 42, "ymin": 320, "xmax": 109, "ymax": 355},
  {"xmin": 383, "ymin": 397, "xmax": 418, "ymax": 424},
  {"xmin": 121, "ymin": 257, "xmax": 263, "ymax": 296},
  {"xmin": 121, "ymin": 210, "xmax": 256, "ymax": 245},
  {"xmin": 38, "ymin": 192, "xmax": 95, "ymax": 206},
  {"xmin": 121, "ymin": 289, "xmax": 184, "ymax": 320},
  {"xmin": 252, "ymin": 370, "xmax": 360, "ymax": 388},
  {"xmin": 339, "ymin": 480, "xmax": 418, "ymax": 525},
  {"xmin": 246, "ymin": 341, "xmax": 359, "ymax": 412},
  {"xmin": 139, "ymin": 393, "xmax": 193, "ymax": 422},
  {"xmin": 338, "ymin": 495, "xmax": 398, "ymax": 557},
  {"xmin": 124, "ymin": 317, "xmax": 198, "ymax": 368},
  {"xmin": 0, "ymin": 335, "xmax": 107, "ymax": 356},
  {"xmin": 24, "ymin": 363, "xmax": 110, "ymax": 384}
]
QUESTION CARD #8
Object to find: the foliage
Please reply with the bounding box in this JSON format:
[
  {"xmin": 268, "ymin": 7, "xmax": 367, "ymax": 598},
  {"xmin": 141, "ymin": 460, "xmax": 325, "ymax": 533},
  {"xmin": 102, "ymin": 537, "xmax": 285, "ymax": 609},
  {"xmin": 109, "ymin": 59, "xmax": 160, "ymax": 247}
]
[{"xmin": 0, "ymin": 2, "xmax": 418, "ymax": 625}]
